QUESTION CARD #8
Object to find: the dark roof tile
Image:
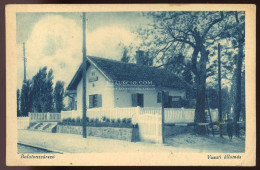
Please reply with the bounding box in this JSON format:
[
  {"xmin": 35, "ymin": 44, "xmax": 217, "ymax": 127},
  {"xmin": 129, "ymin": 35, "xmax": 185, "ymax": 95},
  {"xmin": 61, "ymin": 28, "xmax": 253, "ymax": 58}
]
[{"xmin": 67, "ymin": 56, "xmax": 190, "ymax": 90}]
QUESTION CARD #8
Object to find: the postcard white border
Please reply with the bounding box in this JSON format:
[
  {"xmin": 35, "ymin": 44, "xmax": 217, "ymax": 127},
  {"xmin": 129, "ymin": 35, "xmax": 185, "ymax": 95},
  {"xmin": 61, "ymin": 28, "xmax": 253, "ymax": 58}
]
[{"xmin": 6, "ymin": 4, "xmax": 256, "ymax": 166}]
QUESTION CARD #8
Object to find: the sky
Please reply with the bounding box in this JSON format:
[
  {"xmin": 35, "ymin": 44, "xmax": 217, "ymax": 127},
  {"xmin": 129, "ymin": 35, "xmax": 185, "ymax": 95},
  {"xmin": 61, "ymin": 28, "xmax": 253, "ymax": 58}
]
[{"xmin": 16, "ymin": 12, "xmax": 149, "ymax": 89}]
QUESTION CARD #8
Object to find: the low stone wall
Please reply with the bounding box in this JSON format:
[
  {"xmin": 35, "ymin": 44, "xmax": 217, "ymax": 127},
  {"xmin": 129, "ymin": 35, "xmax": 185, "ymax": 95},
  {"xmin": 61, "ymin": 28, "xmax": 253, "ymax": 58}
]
[{"xmin": 56, "ymin": 125, "xmax": 135, "ymax": 141}]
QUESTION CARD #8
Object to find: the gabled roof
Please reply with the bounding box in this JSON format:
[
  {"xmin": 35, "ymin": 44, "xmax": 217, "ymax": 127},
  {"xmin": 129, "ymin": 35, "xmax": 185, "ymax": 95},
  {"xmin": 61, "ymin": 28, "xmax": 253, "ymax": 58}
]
[{"xmin": 67, "ymin": 56, "xmax": 191, "ymax": 91}]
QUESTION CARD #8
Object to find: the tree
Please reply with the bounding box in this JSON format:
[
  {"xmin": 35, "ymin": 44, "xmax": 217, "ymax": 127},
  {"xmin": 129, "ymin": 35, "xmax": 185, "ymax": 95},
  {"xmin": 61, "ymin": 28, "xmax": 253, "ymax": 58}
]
[
  {"xmin": 241, "ymin": 70, "xmax": 245, "ymax": 121},
  {"xmin": 230, "ymin": 12, "xmax": 245, "ymax": 137},
  {"xmin": 183, "ymin": 62, "xmax": 194, "ymax": 86},
  {"xmin": 207, "ymin": 88, "xmax": 218, "ymax": 109},
  {"xmin": 43, "ymin": 69, "xmax": 54, "ymax": 112},
  {"xmin": 17, "ymin": 89, "xmax": 21, "ymax": 116},
  {"xmin": 31, "ymin": 67, "xmax": 54, "ymax": 112},
  {"xmin": 222, "ymin": 87, "xmax": 232, "ymax": 120},
  {"xmin": 138, "ymin": 11, "xmax": 227, "ymax": 134},
  {"xmin": 20, "ymin": 80, "xmax": 33, "ymax": 116},
  {"xmin": 54, "ymin": 81, "xmax": 64, "ymax": 112},
  {"xmin": 216, "ymin": 11, "xmax": 245, "ymax": 136}
]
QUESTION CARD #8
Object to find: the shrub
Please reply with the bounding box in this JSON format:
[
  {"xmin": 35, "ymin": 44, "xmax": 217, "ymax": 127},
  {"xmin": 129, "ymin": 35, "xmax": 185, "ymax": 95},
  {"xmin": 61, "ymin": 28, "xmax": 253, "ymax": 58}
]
[
  {"xmin": 102, "ymin": 116, "xmax": 107, "ymax": 122},
  {"xmin": 126, "ymin": 118, "xmax": 132, "ymax": 124},
  {"xmin": 76, "ymin": 117, "xmax": 81, "ymax": 124},
  {"xmin": 63, "ymin": 118, "xmax": 72, "ymax": 125},
  {"xmin": 122, "ymin": 118, "xmax": 127, "ymax": 124},
  {"xmin": 59, "ymin": 116, "xmax": 133, "ymax": 128},
  {"xmin": 61, "ymin": 119, "xmax": 67, "ymax": 124},
  {"xmin": 105, "ymin": 117, "xmax": 110, "ymax": 123}
]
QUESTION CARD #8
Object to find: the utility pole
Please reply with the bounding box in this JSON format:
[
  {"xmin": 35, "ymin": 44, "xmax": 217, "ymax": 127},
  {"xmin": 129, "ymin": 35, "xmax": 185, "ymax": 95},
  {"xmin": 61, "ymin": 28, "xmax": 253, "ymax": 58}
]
[
  {"xmin": 82, "ymin": 12, "xmax": 87, "ymax": 138},
  {"xmin": 23, "ymin": 42, "xmax": 27, "ymax": 83},
  {"xmin": 218, "ymin": 43, "xmax": 223, "ymax": 137}
]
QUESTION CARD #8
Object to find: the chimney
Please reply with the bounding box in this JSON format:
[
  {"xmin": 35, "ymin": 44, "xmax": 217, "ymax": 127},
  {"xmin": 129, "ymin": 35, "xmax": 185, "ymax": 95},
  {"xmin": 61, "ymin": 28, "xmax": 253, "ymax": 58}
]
[{"xmin": 135, "ymin": 50, "xmax": 144, "ymax": 65}]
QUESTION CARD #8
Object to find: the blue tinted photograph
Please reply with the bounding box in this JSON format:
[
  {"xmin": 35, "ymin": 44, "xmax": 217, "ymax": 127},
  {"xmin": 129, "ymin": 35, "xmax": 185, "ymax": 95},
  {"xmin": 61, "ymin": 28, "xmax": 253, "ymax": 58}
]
[{"xmin": 16, "ymin": 11, "xmax": 246, "ymax": 154}]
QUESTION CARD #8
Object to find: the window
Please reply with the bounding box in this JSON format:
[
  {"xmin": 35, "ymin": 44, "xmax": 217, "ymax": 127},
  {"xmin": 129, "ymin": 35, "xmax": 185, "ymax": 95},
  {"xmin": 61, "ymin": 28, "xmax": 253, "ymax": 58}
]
[
  {"xmin": 170, "ymin": 96, "xmax": 182, "ymax": 108},
  {"xmin": 157, "ymin": 91, "xmax": 169, "ymax": 104},
  {"xmin": 91, "ymin": 70, "xmax": 95, "ymax": 76},
  {"xmin": 89, "ymin": 70, "xmax": 98, "ymax": 82},
  {"xmin": 172, "ymin": 96, "xmax": 181, "ymax": 102},
  {"xmin": 132, "ymin": 93, "xmax": 144, "ymax": 107},
  {"xmin": 89, "ymin": 94, "xmax": 102, "ymax": 108}
]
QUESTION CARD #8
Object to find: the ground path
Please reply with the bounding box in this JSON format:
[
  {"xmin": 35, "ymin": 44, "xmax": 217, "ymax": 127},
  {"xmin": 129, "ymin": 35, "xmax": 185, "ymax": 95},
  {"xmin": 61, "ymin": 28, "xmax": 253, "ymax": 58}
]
[{"xmin": 18, "ymin": 130, "xmax": 245, "ymax": 153}]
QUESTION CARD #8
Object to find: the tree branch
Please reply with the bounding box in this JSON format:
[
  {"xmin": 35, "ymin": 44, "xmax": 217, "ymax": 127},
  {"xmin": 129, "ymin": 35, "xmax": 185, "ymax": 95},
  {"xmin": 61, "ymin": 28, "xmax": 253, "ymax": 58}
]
[{"xmin": 203, "ymin": 12, "xmax": 224, "ymax": 38}]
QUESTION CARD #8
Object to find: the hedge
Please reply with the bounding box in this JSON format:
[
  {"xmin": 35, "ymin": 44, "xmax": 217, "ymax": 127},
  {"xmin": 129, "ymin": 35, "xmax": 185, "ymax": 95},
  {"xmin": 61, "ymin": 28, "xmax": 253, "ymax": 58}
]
[{"xmin": 58, "ymin": 117, "xmax": 133, "ymax": 128}]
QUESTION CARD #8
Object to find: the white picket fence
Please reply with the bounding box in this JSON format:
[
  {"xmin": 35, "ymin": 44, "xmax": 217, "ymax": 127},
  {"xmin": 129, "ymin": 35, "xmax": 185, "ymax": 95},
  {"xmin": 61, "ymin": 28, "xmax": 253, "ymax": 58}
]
[
  {"xmin": 208, "ymin": 109, "xmax": 219, "ymax": 122},
  {"xmin": 29, "ymin": 112, "xmax": 61, "ymax": 122},
  {"xmin": 61, "ymin": 107, "xmax": 137, "ymax": 122},
  {"xmin": 61, "ymin": 107, "xmax": 218, "ymax": 124},
  {"xmin": 138, "ymin": 113, "xmax": 162, "ymax": 143},
  {"xmin": 26, "ymin": 108, "xmax": 218, "ymax": 144},
  {"xmin": 17, "ymin": 117, "xmax": 29, "ymax": 129}
]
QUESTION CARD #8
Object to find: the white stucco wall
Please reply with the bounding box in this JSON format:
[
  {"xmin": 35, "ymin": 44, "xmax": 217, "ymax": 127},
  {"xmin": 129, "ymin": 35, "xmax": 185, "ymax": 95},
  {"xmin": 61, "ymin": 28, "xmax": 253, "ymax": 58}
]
[
  {"xmin": 114, "ymin": 86, "xmax": 186, "ymax": 108},
  {"xmin": 77, "ymin": 65, "xmax": 114, "ymax": 109},
  {"xmin": 76, "ymin": 64, "xmax": 186, "ymax": 109}
]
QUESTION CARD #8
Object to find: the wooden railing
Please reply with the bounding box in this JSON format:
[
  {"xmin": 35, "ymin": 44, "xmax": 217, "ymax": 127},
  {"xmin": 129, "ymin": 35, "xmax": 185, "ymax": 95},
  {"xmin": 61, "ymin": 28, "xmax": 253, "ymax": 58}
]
[
  {"xmin": 164, "ymin": 108, "xmax": 194, "ymax": 123},
  {"xmin": 61, "ymin": 107, "xmax": 137, "ymax": 122},
  {"xmin": 208, "ymin": 109, "xmax": 219, "ymax": 122},
  {"xmin": 29, "ymin": 112, "xmax": 61, "ymax": 122},
  {"xmin": 61, "ymin": 107, "xmax": 218, "ymax": 124}
]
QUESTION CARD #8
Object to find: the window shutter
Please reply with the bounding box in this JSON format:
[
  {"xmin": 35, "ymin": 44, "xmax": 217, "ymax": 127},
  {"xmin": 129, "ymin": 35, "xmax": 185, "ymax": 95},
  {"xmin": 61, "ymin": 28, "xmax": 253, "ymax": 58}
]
[
  {"xmin": 132, "ymin": 94, "xmax": 137, "ymax": 107},
  {"xmin": 164, "ymin": 91, "xmax": 169, "ymax": 104},
  {"xmin": 139, "ymin": 94, "xmax": 144, "ymax": 107},
  {"xmin": 157, "ymin": 92, "xmax": 162, "ymax": 103},
  {"xmin": 97, "ymin": 94, "xmax": 102, "ymax": 107},
  {"xmin": 89, "ymin": 95, "xmax": 93, "ymax": 108}
]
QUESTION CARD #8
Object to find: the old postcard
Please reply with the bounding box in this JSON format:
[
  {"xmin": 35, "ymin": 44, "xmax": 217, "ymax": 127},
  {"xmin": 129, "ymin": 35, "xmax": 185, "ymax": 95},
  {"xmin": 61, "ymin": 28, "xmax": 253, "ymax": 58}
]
[{"xmin": 6, "ymin": 4, "xmax": 256, "ymax": 166}]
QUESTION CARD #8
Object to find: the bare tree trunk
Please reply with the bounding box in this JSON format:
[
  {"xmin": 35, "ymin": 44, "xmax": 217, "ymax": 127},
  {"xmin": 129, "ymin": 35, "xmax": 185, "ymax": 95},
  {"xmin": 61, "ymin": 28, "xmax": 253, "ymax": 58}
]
[
  {"xmin": 218, "ymin": 43, "xmax": 223, "ymax": 137},
  {"xmin": 233, "ymin": 42, "xmax": 243, "ymax": 137},
  {"xmin": 194, "ymin": 47, "xmax": 208, "ymax": 135}
]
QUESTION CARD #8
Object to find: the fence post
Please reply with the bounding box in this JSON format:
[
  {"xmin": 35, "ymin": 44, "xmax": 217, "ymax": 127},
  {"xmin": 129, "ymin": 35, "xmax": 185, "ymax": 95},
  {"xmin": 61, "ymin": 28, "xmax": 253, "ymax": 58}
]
[
  {"xmin": 116, "ymin": 107, "xmax": 118, "ymax": 120},
  {"xmin": 137, "ymin": 106, "xmax": 141, "ymax": 123},
  {"xmin": 156, "ymin": 113, "xmax": 160, "ymax": 143},
  {"xmin": 135, "ymin": 106, "xmax": 140, "ymax": 124},
  {"xmin": 136, "ymin": 106, "xmax": 140, "ymax": 114},
  {"xmin": 161, "ymin": 91, "xmax": 165, "ymax": 144},
  {"xmin": 47, "ymin": 112, "xmax": 50, "ymax": 121},
  {"xmin": 99, "ymin": 108, "xmax": 102, "ymax": 122},
  {"xmin": 60, "ymin": 111, "xmax": 63, "ymax": 122},
  {"xmin": 181, "ymin": 107, "xmax": 184, "ymax": 122}
]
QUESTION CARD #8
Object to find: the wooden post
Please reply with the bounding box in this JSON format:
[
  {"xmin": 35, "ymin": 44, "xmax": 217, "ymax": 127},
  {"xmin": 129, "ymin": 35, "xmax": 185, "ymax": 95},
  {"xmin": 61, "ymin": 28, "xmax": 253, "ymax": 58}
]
[
  {"xmin": 116, "ymin": 107, "xmax": 118, "ymax": 120},
  {"xmin": 99, "ymin": 108, "xmax": 101, "ymax": 122},
  {"xmin": 23, "ymin": 42, "xmax": 27, "ymax": 82},
  {"xmin": 82, "ymin": 12, "xmax": 87, "ymax": 138},
  {"xmin": 161, "ymin": 91, "xmax": 165, "ymax": 144},
  {"xmin": 218, "ymin": 43, "xmax": 223, "ymax": 137},
  {"xmin": 206, "ymin": 94, "xmax": 214, "ymax": 136}
]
